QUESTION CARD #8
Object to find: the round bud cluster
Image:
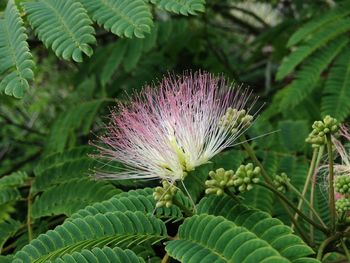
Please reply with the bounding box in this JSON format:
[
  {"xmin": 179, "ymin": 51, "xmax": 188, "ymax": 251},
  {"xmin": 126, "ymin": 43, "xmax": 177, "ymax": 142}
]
[
  {"xmin": 305, "ymin": 130, "xmax": 326, "ymax": 147},
  {"xmin": 335, "ymin": 175, "xmax": 350, "ymax": 195},
  {"xmin": 219, "ymin": 108, "xmax": 253, "ymax": 134},
  {"xmin": 205, "ymin": 168, "xmax": 235, "ymax": 196},
  {"xmin": 305, "ymin": 115, "xmax": 338, "ymax": 147},
  {"xmin": 336, "ymin": 198, "xmax": 350, "ymax": 214},
  {"xmin": 273, "ymin": 173, "xmax": 290, "ymax": 193},
  {"xmin": 232, "ymin": 163, "xmax": 260, "ymax": 192},
  {"xmin": 153, "ymin": 180, "xmax": 177, "ymax": 208}
]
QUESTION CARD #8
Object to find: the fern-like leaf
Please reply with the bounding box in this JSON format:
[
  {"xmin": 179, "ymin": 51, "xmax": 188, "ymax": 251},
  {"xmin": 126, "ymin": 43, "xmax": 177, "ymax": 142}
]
[
  {"xmin": 287, "ymin": 3, "xmax": 350, "ymax": 47},
  {"xmin": 70, "ymin": 188, "xmax": 185, "ymax": 223},
  {"xmin": 23, "ymin": 0, "xmax": 96, "ymax": 62},
  {"xmin": 44, "ymin": 100, "xmax": 102, "ymax": 153},
  {"xmin": 0, "ymin": 203, "xmax": 16, "ymax": 222},
  {"xmin": 31, "ymin": 179, "xmax": 120, "ymax": 218},
  {"xmin": 321, "ymin": 49, "xmax": 350, "ymax": 121},
  {"xmin": 32, "ymin": 157, "xmax": 97, "ymax": 193},
  {"xmin": 166, "ymin": 214, "xmax": 292, "ymax": 262},
  {"xmin": 80, "ymin": 0, "xmax": 153, "ymax": 38},
  {"xmin": 278, "ymin": 120, "xmax": 309, "ymax": 152},
  {"xmin": 100, "ymin": 40, "xmax": 128, "ymax": 86},
  {"xmin": 279, "ymin": 37, "xmax": 348, "ymax": 111},
  {"xmin": 151, "ymin": 0, "xmax": 205, "ymax": 15},
  {"xmin": 0, "ymin": 171, "xmax": 28, "ymax": 188},
  {"xmin": 276, "ymin": 18, "xmax": 350, "ymax": 80},
  {"xmin": 50, "ymin": 246, "xmax": 145, "ymax": 263},
  {"xmin": 13, "ymin": 211, "xmax": 167, "ymax": 262},
  {"xmin": 0, "ymin": 219, "xmax": 21, "ymax": 252},
  {"xmin": 0, "ymin": 188, "xmax": 21, "ymax": 205},
  {"xmin": 0, "ymin": 0, "xmax": 34, "ymax": 98},
  {"xmin": 34, "ymin": 146, "xmax": 93, "ymax": 176},
  {"xmin": 197, "ymin": 195, "xmax": 316, "ymax": 262}
]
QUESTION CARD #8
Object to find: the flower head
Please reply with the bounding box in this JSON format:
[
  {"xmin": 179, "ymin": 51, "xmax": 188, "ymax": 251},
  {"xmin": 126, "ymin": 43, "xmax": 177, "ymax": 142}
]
[{"xmin": 95, "ymin": 72, "xmax": 256, "ymax": 181}]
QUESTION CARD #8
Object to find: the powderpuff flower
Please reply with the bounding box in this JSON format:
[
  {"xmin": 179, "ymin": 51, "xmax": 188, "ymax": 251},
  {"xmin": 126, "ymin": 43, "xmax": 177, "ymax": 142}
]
[{"xmin": 95, "ymin": 72, "xmax": 256, "ymax": 182}]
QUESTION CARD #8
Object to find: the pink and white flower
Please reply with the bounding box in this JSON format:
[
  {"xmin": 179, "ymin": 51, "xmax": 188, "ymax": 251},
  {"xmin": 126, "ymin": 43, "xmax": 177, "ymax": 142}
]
[{"xmin": 96, "ymin": 72, "xmax": 256, "ymax": 181}]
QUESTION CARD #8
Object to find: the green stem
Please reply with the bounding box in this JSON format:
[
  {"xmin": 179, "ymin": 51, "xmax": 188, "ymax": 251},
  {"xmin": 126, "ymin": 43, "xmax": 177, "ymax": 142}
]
[
  {"xmin": 258, "ymin": 182, "xmax": 329, "ymax": 234},
  {"xmin": 287, "ymin": 182, "xmax": 327, "ymax": 228},
  {"xmin": 239, "ymin": 135, "xmax": 320, "ymax": 241},
  {"xmin": 224, "ymin": 188, "xmax": 240, "ymax": 202},
  {"xmin": 310, "ymin": 146, "xmax": 324, "ymax": 242},
  {"xmin": 294, "ymin": 148, "xmax": 318, "ymax": 225},
  {"xmin": 281, "ymin": 201, "xmax": 312, "ymax": 245},
  {"xmin": 326, "ymin": 134, "xmax": 336, "ymax": 232},
  {"xmin": 173, "ymin": 198, "xmax": 193, "ymax": 217},
  {"xmin": 239, "ymin": 136, "xmax": 273, "ymax": 185},
  {"xmin": 341, "ymin": 239, "xmax": 350, "ymax": 262},
  {"xmin": 161, "ymin": 252, "xmax": 170, "ymax": 263},
  {"xmin": 27, "ymin": 184, "xmax": 33, "ymax": 242},
  {"xmin": 317, "ymin": 233, "xmax": 340, "ymax": 260}
]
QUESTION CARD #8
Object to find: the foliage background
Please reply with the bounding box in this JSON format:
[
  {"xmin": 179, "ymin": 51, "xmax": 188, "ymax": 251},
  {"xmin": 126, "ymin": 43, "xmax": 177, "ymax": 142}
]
[{"xmin": 0, "ymin": 0, "xmax": 349, "ymax": 262}]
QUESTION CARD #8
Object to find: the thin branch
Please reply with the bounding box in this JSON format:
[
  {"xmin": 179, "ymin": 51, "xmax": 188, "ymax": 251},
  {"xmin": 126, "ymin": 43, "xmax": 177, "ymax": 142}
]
[
  {"xmin": 27, "ymin": 180, "xmax": 33, "ymax": 242},
  {"xmin": 212, "ymin": 6, "xmax": 262, "ymax": 35},
  {"xmin": 0, "ymin": 113, "xmax": 46, "ymax": 136},
  {"xmin": 259, "ymin": 182, "xmax": 329, "ymax": 234},
  {"xmin": 1, "ymin": 149, "xmax": 42, "ymax": 176},
  {"xmin": 341, "ymin": 239, "xmax": 350, "ymax": 262},
  {"xmin": 210, "ymin": 3, "xmax": 270, "ymax": 28},
  {"xmin": 326, "ymin": 134, "xmax": 336, "ymax": 232},
  {"xmin": 294, "ymin": 148, "xmax": 318, "ymax": 225},
  {"xmin": 317, "ymin": 233, "xmax": 340, "ymax": 260}
]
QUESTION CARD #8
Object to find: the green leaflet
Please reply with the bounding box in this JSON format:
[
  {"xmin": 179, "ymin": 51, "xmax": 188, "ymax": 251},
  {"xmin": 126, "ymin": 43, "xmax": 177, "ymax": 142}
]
[
  {"xmin": 197, "ymin": 195, "xmax": 317, "ymax": 262},
  {"xmin": 23, "ymin": 0, "xmax": 96, "ymax": 62},
  {"xmin": 31, "ymin": 179, "xmax": 121, "ymax": 218},
  {"xmin": 151, "ymin": 0, "xmax": 205, "ymax": 15},
  {"xmin": 277, "ymin": 18, "xmax": 350, "ymax": 80},
  {"xmin": 44, "ymin": 100, "xmax": 103, "ymax": 154},
  {"xmin": 80, "ymin": 0, "xmax": 153, "ymax": 38},
  {"xmin": 279, "ymin": 37, "xmax": 348, "ymax": 111},
  {"xmin": 166, "ymin": 214, "xmax": 292, "ymax": 263},
  {"xmin": 0, "ymin": 219, "xmax": 22, "ymax": 252},
  {"xmin": 0, "ymin": 0, "xmax": 34, "ymax": 98},
  {"xmin": 287, "ymin": 2, "xmax": 350, "ymax": 47},
  {"xmin": 0, "ymin": 171, "xmax": 28, "ymax": 189},
  {"xmin": 321, "ymin": 48, "xmax": 350, "ymax": 121},
  {"xmin": 13, "ymin": 211, "xmax": 167, "ymax": 263},
  {"xmin": 69, "ymin": 187, "xmax": 185, "ymax": 223},
  {"xmin": 49, "ymin": 247, "xmax": 145, "ymax": 263}
]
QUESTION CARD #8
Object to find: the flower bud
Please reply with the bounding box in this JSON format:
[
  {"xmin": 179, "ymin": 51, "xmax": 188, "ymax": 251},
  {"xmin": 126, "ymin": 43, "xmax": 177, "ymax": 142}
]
[
  {"xmin": 336, "ymin": 198, "xmax": 350, "ymax": 214},
  {"xmin": 153, "ymin": 180, "xmax": 178, "ymax": 208},
  {"xmin": 273, "ymin": 173, "xmax": 290, "ymax": 193},
  {"xmin": 335, "ymin": 175, "xmax": 350, "ymax": 195},
  {"xmin": 232, "ymin": 163, "xmax": 260, "ymax": 193},
  {"xmin": 306, "ymin": 115, "xmax": 339, "ymax": 148},
  {"xmin": 219, "ymin": 107, "xmax": 254, "ymax": 135}
]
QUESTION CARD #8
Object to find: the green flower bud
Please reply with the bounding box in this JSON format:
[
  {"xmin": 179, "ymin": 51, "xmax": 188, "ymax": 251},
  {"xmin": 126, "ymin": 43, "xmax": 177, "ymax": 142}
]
[
  {"xmin": 205, "ymin": 168, "xmax": 235, "ymax": 196},
  {"xmin": 336, "ymin": 198, "xmax": 350, "ymax": 214},
  {"xmin": 219, "ymin": 107, "xmax": 253, "ymax": 134},
  {"xmin": 205, "ymin": 163, "xmax": 261, "ymax": 196},
  {"xmin": 153, "ymin": 180, "xmax": 178, "ymax": 208},
  {"xmin": 232, "ymin": 163, "xmax": 261, "ymax": 193},
  {"xmin": 335, "ymin": 175, "xmax": 350, "ymax": 195},
  {"xmin": 273, "ymin": 173, "xmax": 290, "ymax": 193},
  {"xmin": 306, "ymin": 115, "xmax": 339, "ymax": 147}
]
